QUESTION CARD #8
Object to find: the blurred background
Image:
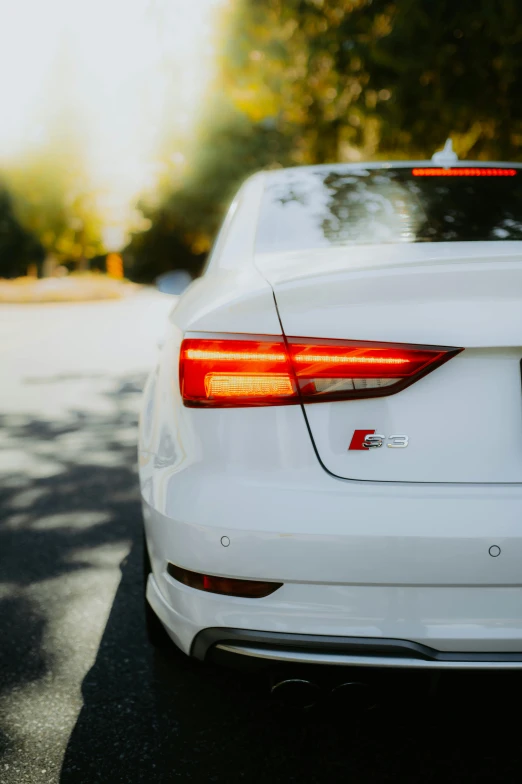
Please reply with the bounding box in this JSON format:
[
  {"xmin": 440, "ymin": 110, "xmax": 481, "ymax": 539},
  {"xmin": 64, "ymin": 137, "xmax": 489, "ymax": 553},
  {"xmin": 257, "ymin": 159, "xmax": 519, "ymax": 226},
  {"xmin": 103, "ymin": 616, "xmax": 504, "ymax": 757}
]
[{"xmin": 1, "ymin": 0, "xmax": 522, "ymax": 295}]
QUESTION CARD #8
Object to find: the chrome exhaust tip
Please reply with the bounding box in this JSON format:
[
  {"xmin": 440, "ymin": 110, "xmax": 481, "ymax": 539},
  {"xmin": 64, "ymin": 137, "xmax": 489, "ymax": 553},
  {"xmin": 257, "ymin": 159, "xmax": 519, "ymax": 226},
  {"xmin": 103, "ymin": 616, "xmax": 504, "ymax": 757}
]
[{"xmin": 270, "ymin": 678, "xmax": 322, "ymax": 709}]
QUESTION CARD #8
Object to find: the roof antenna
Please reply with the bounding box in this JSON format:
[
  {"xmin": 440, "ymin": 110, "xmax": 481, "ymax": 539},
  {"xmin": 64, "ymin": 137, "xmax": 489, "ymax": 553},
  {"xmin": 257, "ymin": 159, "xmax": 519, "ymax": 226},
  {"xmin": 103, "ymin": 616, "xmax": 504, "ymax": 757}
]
[{"xmin": 432, "ymin": 138, "xmax": 458, "ymax": 167}]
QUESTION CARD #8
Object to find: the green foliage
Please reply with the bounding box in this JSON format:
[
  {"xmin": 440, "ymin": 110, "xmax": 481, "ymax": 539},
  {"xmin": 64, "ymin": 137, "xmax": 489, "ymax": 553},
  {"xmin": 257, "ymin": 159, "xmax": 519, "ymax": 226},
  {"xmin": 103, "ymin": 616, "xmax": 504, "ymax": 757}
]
[
  {"xmin": 0, "ymin": 188, "xmax": 43, "ymax": 278},
  {"xmin": 366, "ymin": 0, "xmax": 522, "ymax": 158},
  {"xmin": 128, "ymin": 97, "xmax": 295, "ymax": 279},
  {"xmin": 5, "ymin": 153, "xmax": 104, "ymax": 268},
  {"xmin": 220, "ymin": 0, "xmax": 522, "ymax": 162},
  {"xmin": 0, "ymin": 103, "xmax": 105, "ymax": 276}
]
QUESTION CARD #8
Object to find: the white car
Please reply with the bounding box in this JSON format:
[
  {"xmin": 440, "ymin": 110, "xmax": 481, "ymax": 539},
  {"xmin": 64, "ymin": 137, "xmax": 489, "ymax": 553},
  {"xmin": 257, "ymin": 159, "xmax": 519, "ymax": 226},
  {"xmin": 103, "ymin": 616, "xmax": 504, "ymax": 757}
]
[{"xmin": 140, "ymin": 147, "xmax": 522, "ymax": 670}]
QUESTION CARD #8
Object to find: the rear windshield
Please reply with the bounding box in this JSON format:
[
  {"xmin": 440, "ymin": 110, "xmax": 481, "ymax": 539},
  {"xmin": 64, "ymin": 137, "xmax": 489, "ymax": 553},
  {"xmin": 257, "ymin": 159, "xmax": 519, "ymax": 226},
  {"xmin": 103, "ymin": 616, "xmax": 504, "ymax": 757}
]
[{"xmin": 256, "ymin": 167, "xmax": 522, "ymax": 253}]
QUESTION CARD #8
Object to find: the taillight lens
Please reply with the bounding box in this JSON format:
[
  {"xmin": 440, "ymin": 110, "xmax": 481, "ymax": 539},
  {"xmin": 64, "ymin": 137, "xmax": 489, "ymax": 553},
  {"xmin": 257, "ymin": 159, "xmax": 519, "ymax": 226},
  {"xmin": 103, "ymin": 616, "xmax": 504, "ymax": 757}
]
[
  {"xmin": 180, "ymin": 336, "xmax": 462, "ymax": 407},
  {"xmin": 289, "ymin": 339, "xmax": 461, "ymax": 402},
  {"xmin": 180, "ymin": 337, "xmax": 296, "ymax": 406}
]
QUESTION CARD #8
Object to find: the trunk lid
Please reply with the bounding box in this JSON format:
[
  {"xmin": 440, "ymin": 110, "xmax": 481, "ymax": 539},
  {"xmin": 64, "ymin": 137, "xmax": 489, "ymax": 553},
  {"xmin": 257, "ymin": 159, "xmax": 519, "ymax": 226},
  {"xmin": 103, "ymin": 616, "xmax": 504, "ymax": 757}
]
[{"xmin": 257, "ymin": 244, "xmax": 522, "ymax": 483}]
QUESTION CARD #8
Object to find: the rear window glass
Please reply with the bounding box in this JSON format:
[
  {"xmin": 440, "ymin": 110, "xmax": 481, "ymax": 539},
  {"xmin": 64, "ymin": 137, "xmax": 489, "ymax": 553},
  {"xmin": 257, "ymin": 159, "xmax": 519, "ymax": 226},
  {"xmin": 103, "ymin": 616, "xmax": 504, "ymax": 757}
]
[{"xmin": 256, "ymin": 168, "xmax": 522, "ymax": 253}]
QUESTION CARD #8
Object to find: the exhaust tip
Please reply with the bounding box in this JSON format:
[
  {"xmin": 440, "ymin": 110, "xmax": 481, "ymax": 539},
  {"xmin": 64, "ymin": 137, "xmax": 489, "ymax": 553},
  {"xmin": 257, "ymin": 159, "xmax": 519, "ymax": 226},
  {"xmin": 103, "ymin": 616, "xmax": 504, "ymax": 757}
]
[{"xmin": 270, "ymin": 678, "xmax": 322, "ymax": 709}]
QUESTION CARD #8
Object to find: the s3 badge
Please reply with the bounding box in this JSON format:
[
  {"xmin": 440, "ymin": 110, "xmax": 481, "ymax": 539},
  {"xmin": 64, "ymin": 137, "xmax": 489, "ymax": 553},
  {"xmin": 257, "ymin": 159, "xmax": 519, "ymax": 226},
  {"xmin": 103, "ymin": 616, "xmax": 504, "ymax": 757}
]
[{"xmin": 349, "ymin": 430, "xmax": 409, "ymax": 450}]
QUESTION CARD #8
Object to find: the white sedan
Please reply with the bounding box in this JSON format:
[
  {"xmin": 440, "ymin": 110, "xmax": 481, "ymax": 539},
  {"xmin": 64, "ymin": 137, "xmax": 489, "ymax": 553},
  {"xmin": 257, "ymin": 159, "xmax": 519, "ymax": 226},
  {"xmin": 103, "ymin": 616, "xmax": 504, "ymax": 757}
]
[{"xmin": 139, "ymin": 149, "xmax": 522, "ymax": 670}]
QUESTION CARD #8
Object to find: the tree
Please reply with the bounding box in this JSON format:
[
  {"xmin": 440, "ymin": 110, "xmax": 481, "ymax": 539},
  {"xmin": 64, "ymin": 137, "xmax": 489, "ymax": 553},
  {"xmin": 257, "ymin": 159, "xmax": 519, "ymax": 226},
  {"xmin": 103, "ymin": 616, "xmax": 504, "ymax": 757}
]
[
  {"xmin": 363, "ymin": 0, "xmax": 522, "ymax": 159},
  {"xmin": 127, "ymin": 97, "xmax": 296, "ymax": 280},
  {"xmin": 4, "ymin": 151, "xmax": 104, "ymax": 275},
  {"xmin": 0, "ymin": 188, "xmax": 43, "ymax": 278}
]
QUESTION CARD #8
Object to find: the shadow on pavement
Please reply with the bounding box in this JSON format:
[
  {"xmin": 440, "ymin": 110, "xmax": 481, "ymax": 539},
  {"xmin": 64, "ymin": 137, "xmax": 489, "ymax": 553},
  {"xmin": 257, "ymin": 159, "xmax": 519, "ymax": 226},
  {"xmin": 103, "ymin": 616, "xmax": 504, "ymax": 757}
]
[{"xmin": 0, "ymin": 373, "xmax": 147, "ymax": 767}]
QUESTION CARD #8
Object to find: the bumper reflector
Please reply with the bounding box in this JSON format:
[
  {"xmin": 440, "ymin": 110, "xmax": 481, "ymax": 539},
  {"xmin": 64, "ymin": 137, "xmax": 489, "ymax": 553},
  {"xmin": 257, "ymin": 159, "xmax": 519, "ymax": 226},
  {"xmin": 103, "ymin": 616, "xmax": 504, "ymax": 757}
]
[{"xmin": 167, "ymin": 563, "xmax": 283, "ymax": 598}]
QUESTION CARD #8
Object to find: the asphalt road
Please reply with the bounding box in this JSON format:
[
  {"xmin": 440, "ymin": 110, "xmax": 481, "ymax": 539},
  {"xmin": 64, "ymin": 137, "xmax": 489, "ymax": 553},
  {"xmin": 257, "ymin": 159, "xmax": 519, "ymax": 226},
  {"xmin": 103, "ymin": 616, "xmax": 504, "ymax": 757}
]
[{"xmin": 2, "ymin": 290, "xmax": 522, "ymax": 784}]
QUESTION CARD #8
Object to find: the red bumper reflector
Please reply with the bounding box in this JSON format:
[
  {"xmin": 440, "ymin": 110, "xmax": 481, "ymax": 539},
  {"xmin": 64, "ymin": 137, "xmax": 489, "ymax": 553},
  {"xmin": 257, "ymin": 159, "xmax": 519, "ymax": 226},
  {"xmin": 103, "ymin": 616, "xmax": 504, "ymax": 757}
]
[
  {"xmin": 167, "ymin": 563, "xmax": 283, "ymax": 598},
  {"xmin": 180, "ymin": 336, "xmax": 462, "ymax": 406},
  {"xmin": 412, "ymin": 167, "xmax": 517, "ymax": 177}
]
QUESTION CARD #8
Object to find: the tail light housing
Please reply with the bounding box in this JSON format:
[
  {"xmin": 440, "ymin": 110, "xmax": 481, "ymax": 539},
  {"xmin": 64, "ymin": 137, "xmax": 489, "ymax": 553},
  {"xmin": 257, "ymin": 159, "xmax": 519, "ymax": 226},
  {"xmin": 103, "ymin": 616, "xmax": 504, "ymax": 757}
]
[{"xmin": 180, "ymin": 335, "xmax": 462, "ymax": 407}]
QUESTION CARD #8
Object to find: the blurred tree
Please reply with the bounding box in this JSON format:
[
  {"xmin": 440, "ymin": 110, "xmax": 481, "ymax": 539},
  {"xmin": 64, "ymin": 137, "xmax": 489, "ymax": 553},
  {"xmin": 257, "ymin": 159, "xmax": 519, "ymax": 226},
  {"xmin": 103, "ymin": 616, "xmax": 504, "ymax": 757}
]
[
  {"xmin": 1, "ymin": 51, "xmax": 106, "ymax": 276},
  {"xmin": 127, "ymin": 97, "xmax": 295, "ymax": 279},
  {"xmin": 217, "ymin": 0, "xmax": 385, "ymax": 164},
  {"xmin": 223, "ymin": 0, "xmax": 522, "ymax": 161},
  {"xmin": 362, "ymin": 0, "xmax": 522, "ymax": 159},
  {"xmin": 5, "ymin": 153, "xmax": 104, "ymax": 276},
  {"xmin": 0, "ymin": 187, "xmax": 44, "ymax": 278}
]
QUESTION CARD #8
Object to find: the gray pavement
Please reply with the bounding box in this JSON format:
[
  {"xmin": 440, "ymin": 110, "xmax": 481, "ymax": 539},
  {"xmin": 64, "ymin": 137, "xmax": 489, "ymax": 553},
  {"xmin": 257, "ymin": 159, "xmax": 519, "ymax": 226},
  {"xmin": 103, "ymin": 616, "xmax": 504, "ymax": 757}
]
[{"xmin": 1, "ymin": 290, "xmax": 522, "ymax": 783}]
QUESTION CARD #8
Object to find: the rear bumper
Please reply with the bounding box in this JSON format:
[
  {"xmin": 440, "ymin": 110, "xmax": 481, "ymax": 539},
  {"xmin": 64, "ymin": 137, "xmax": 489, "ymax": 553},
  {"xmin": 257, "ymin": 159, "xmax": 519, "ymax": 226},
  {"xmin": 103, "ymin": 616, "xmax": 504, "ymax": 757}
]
[
  {"xmin": 146, "ymin": 557, "xmax": 522, "ymax": 667},
  {"xmin": 193, "ymin": 628, "xmax": 522, "ymax": 670},
  {"xmin": 147, "ymin": 572, "xmax": 522, "ymax": 669}
]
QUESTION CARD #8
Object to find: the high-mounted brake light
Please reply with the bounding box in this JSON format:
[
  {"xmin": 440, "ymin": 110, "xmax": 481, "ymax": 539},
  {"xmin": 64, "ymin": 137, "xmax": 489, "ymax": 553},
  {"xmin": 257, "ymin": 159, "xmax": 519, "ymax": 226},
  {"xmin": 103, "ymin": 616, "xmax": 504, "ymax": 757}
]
[
  {"xmin": 412, "ymin": 167, "xmax": 517, "ymax": 177},
  {"xmin": 180, "ymin": 336, "xmax": 462, "ymax": 407}
]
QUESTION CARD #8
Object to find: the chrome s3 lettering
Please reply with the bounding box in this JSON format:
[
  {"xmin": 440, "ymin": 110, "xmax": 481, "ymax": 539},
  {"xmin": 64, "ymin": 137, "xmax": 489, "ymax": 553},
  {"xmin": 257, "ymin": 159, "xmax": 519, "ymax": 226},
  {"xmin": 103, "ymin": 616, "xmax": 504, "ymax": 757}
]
[
  {"xmin": 368, "ymin": 434, "xmax": 409, "ymax": 449},
  {"xmin": 386, "ymin": 434, "xmax": 409, "ymax": 448},
  {"xmin": 348, "ymin": 430, "xmax": 409, "ymax": 450}
]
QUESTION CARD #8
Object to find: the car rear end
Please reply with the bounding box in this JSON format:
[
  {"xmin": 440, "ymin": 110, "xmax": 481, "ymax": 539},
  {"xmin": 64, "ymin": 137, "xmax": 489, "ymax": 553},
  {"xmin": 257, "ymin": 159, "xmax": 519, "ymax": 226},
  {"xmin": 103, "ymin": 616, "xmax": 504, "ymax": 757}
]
[{"xmin": 140, "ymin": 161, "xmax": 522, "ymax": 668}]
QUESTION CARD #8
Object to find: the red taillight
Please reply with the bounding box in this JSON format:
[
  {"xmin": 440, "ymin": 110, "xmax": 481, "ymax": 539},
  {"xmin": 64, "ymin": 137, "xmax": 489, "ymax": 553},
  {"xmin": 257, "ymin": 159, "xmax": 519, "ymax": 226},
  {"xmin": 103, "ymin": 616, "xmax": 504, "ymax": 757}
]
[
  {"xmin": 180, "ymin": 336, "xmax": 462, "ymax": 406},
  {"xmin": 412, "ymin": 167, "xmax": 517, "ymax": 177},
  {"xmin": 287, "ymin": 339, "xmax": 460, "ymax": 402},
  {"xmin": 167, "ymin": 563, "xmax": 283, "ymax": 598},
  {"xmin": 180, "ymin": 337, "xmax": 296, "ymax": 406}
]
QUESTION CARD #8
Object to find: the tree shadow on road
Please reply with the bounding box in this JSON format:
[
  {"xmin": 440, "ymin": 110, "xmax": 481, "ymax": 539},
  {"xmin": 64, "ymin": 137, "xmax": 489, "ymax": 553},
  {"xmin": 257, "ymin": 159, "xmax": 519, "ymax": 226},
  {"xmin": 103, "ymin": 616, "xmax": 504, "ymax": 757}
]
[{"xmin": 0, "ymin": 373, "xmax": 148, "ymax": 767}]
